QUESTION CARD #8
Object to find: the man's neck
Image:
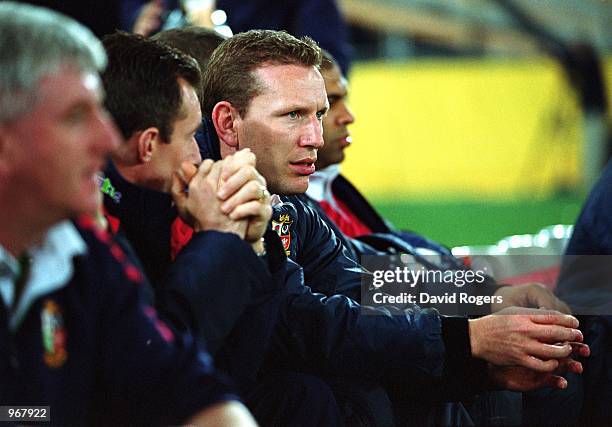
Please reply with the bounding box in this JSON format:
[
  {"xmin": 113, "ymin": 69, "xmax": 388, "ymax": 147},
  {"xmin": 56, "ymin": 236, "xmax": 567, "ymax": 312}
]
[
  {"xmin": 0, "ymin": 218, "xmax": 47, "ymax": 257},
  {"xmin": 0, "ymin": 192, "xmax": 58, "ymax": 257},
  {"xmin": 110, "ymin": 147, "xmax": 161, "ymax": 192},
  {"xmin": 112, "ymin": 161, "xmax": 167, "ymax": 194}
]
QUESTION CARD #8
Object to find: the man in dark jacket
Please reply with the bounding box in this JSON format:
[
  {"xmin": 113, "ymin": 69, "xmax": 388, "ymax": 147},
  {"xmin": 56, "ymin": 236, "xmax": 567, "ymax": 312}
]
[
  {"xmin": 0, "ymin": 3, "xmax": 256, "ymax": 425},
  {"xmin": 199, "ymin": 27, "xmax": 586, "ymax": 388}
]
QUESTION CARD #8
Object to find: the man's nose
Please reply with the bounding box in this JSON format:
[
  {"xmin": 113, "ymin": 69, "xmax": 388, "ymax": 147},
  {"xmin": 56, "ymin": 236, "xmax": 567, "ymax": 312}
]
[
  {"xmin": 298, "ymin": 116, "xmax": 324, "ymax": 149},
  {"xmin": 339, "ymin": 102, "xmax": 355, "ymax": 126}
]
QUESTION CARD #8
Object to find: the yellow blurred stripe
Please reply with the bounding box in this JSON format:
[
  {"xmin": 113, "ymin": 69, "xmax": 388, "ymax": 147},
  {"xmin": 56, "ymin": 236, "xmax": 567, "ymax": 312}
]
[{"xmin": 341, "ymin": 57, "xmax": 611, "ymax": 199}]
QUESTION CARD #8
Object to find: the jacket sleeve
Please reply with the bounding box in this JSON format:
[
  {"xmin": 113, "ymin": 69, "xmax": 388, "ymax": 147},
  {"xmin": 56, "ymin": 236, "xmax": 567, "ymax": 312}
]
[
  {"xmin": 295, "ymin": 195, "xmax": 502, "ymax": 313},
  {"xmin": 266, "ymin": 259, "xmax": 487, "ymax": 400},
  {"xmin": 157, "ymin": 230, "xmax": 287, "ymax": 385},
  {"xmin": 82, "ymin": 229, "xmax": 239, "ymax": 426},
  {"xmin": 283, "ymin": 197, "xmax": 367, "ymax": 301}
]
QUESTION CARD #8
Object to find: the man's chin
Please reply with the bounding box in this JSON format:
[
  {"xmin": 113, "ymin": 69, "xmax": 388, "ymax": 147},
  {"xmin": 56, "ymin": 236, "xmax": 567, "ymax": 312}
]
[
  {"xmin": 74, "ymin": 187, "xmax": 103, "ymax": 216},
  {"xmin": 275, "ymin": 177, "xmax": 310, "ymax": 196},
  {"xmin": 280, "ymin": 187, "xmax": 308, "ymax": 196},
  {"xmin": 74, "ymin": 201, "xmax": 101, "ymax": 220}
]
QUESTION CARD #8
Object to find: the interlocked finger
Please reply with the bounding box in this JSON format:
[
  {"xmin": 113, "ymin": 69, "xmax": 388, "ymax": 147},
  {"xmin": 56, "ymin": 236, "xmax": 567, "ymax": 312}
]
[
  {"xmin": 218, "ymin": 165, "xmax": 263, "ymax": 200},
  {"xmin": 221, "ymin": 180, "xmax": 270, "ymax": 214},
  {"xmin": 259, "ymin": 187, "xmax": 270, "ymax": 201}
]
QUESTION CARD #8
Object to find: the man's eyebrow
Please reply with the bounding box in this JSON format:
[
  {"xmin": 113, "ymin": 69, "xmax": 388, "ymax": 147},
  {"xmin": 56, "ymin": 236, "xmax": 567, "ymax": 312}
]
[
  {"xmin": 59, "ymin": 100, "xmax": 89, "ymax": 118},
  {"xmin": 277, "ymin": 104, "xmax": 306, "ymax": 112}
]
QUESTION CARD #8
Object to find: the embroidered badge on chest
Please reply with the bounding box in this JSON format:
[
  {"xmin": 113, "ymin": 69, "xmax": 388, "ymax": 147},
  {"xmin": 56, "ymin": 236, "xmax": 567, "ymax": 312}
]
[
  {"xmin": 95, "ymin": 175, "xmax": 122, "ymax": 204},
  {"xmin": 272, "ymin": 213, "xmax": 293, "ymax": 256},
  {"xmin": 41, "ymin": 299, "xmax": 68, "ymax": 368}
]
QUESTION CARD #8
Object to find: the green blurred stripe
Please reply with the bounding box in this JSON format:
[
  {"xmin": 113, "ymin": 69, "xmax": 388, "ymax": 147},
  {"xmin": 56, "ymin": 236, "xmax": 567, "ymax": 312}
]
[{"xmin": 371, "ymin": 196, "xmax": 586, "ymax": 247}]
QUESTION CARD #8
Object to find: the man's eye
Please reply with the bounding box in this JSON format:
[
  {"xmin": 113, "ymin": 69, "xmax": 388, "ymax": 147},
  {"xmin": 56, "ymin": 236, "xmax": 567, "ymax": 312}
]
[
  {"xmin": 287, "ymin": 111, "xmax": 299, "ymax": 119},
  {"xmin": 316, "ymin": 110, "xmax": 326, "ymax": 120}
]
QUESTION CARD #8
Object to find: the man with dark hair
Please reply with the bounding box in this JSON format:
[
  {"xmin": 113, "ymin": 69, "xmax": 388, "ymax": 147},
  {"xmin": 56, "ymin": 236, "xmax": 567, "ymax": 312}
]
[
  {"xmin": 101, "ymin": 29, "xmax": 278, "ymax": 356},
  {"xmin": 101, "ymin": 31, "xmax": 345, "ymax": 426},
  {"xmin": 101, "ymin": 31, "xmax": 268, "ymax": 282},
  {"xmin": 0, "ymin": 3, "xmax": 256, "ymax": 425},
  {"xmin": 102, "ymin": 31, "xmax": 202, "ymax": 156}
]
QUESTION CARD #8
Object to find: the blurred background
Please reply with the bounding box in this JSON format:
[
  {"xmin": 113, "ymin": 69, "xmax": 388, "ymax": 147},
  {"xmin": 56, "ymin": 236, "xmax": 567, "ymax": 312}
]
[
  {"xmin": 339, "ymin": 0, "xmax": 611, "ymax": 247},
  {"xmin": 27, "ymin": 0, "xmax": 612, "ymax": 247}
]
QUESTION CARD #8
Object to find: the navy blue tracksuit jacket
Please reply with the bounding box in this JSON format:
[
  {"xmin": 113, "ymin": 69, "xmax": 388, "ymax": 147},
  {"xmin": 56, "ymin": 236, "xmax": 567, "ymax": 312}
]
[{"xmin": 0, "ymin": 218, "xmax": 237, "ymax": 426}]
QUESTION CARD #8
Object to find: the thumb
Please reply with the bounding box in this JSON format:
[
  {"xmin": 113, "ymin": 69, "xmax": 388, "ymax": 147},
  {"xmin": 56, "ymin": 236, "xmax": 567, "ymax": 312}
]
[
  {"xmin": 556, "ymin": 299, "xmax": 572, "ymax": 315},
  {"xmin": 171, "ymin": 172, "xmax": 187, "ymax": 205},
  {"xmin": 180, "ymin": 161, "xmax": 199, "ymax": 182}
]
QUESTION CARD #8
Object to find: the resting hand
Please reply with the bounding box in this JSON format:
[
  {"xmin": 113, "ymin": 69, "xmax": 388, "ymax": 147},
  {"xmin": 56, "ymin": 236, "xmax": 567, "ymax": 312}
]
[
  {"xmin": 469, "ymin": 307, "xmax": 583, "ymax": 372},
  {"xmin": 493, "ymin": 283, "xmax": 571, "ymax": 314},
  {"xmin": 488, "ymin": 356, "xmax": 583, "ymax": 391}
]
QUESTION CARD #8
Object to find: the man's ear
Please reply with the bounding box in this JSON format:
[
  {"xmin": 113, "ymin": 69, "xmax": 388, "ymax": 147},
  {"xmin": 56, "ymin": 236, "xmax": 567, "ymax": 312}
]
[
  {"xmin": 211, "ymin": 101, "xmax": 240, "ymax": 152},
  {"xmin": 136, "ymin": 127, "xmax": 159, "ymax": 163}
]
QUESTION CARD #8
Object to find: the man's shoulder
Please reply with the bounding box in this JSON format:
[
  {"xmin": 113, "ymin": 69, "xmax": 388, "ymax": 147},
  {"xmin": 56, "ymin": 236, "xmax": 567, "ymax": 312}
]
[
  {"xmin": 272, "ymin": 194, "xmax": 346, "ymax": 260},
  {"xmin": 274, "ymin": 194, "xmax": 330, "ymax": 236},
  {"xmin": 584, "ymin": 161, "xmax": 612, "ymax": 218},
  {"xmin": 569, "ymin": 161, "xmax": 612, "ymax": 254}
]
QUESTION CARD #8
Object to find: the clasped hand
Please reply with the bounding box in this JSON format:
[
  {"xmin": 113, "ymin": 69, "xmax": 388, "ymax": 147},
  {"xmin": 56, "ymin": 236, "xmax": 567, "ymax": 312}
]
[
  {"xmin": 470, "ymin": 307, "xmax": 590, "ymax": 391},
  {"xmin": 171, "ymin": 149, "xmax": 272, "ymax": 248}
]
